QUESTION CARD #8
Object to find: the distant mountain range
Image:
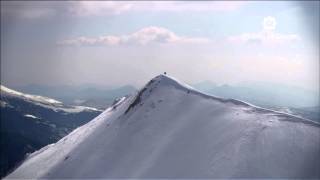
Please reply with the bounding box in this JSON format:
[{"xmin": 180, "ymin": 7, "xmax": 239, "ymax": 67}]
[
  {"xmin": 13, "ymin": 84, "xmax": 137, "ymax": 109},
  {"xmin": 193, "ymin": 81, "xmax": 319, "ymax": 122},
  {"xmin": 0, "ymin": 85, "xmax": 102, "ymax": 177},
  {"xmin": 193, "ymin": 81, "xmax": 318, "ymax": 108},
  {"xmin": 6, "ymin": 75, "xmax": 320, "ymax": 178}
]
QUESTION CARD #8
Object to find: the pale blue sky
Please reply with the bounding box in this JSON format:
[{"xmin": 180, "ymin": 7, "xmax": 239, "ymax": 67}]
[{"xmin": 1, "ymin": 1, "xmax": 319, "ymax": 92}]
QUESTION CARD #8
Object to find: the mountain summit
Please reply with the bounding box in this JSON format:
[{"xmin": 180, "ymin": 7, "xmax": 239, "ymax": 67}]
[{"xmin": 6, "ymin": 75, "xmax": 320, "ymax": 178}]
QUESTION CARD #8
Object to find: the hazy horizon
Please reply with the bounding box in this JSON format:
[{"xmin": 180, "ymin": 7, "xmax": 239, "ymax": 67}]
[
  {"xmin": 3, "ymin": 78, "xmax": 319, "ymax": 95},
  {"xmin": 1, "ymin": 1, "xmax": 319, "ymax": 93}
]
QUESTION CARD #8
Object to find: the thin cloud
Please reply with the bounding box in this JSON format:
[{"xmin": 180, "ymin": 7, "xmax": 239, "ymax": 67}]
[
  {"xmin": 1, "ymin": 1, "xmax": 248, "ymax": 19},
  {"xmin": 228, "ymin": 31, "xmax": 300, "ymax": 45},
  {"xmin": 58, "ymin": 26, "xmax": 210, "ymax": 46},
  {"xmin": 1, "ymin": 1, "xmax": 58, "ymax": 19},
  {"xmin": 70, "ymin": 1, "xmax": 248, "ymax": 16},
  {"xmin": 228, "ymin": 16, "xmax": 300, "ymax": 45},
  {"xmin": 69, "ymin": 1, "xmax": 133, "ymax": 16}
]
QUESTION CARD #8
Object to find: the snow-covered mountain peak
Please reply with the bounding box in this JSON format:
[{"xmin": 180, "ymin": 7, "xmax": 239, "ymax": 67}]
[
  {"xmin": 123, "ymin": 74, "xmax": 197, "ymax": 114},
  {"xmin": 125, "ymin": 74, "xmax": 254, "ymax": 116},
  {"xmin": 146, "ymin": 74, "xmax": 196, "ymax": 91},
  {"xmin": 6, "ymin": 76, "xmax": 320, "ymax": 178}
]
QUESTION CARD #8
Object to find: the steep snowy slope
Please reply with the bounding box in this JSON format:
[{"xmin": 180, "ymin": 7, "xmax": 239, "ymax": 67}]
[
  {"xmin": 6, "ymin": 75, "xmax": 320, "ymax": 178},
  {"xmin": 0, "ymin": 85, "xmax": 102, "ymax": 177}
]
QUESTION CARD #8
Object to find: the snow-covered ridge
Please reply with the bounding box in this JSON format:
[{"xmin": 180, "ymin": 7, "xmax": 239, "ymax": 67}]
[
  {"xmin": 0, "ymin": 85, "xmax": 102, "ymax": 113},
  {"xmin": 131, "ymin": 74, "xmax": 319, "ymax": 126},
  {"xmin": 1, "ymin": 85, "xmax": 62, "ymax": 105},
  {"xmin": 142, "ymin": 74, "xmax": 259, "ymax": 107}
]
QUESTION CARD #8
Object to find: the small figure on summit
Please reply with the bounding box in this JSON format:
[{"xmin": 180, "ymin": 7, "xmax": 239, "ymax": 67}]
[{"xmin": 164, "ymin": 72, "xmax": 167, "ymax": 75}]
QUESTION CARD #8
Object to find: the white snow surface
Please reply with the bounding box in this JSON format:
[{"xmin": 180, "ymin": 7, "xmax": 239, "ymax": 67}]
[
  {"xmin": 24, "ymin": 114, "xmax": 40, "ymax": 119},
  {"xmin": 6, "ymin": 75, "xmax": 320, "ymax": 178},
  {"xmin": 0, "ymin": 100, "xmax": 9, "ymax": 107}
]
